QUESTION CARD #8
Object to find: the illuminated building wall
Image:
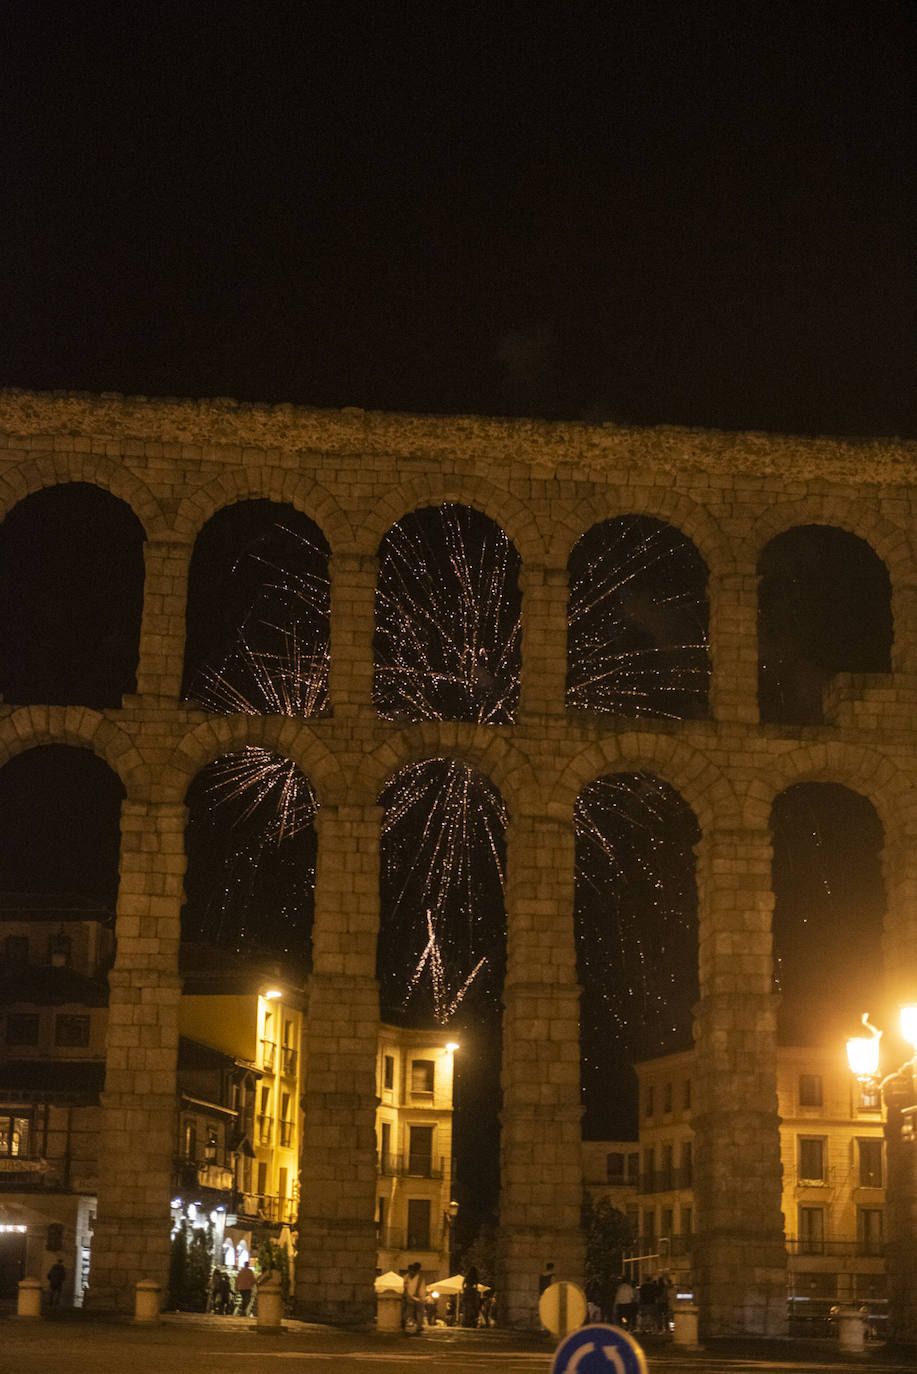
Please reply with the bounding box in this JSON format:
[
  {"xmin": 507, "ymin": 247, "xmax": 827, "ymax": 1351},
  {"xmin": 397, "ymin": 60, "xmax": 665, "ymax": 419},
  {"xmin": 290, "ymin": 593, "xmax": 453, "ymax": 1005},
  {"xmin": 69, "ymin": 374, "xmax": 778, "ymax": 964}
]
[{"xmin": 2, "ymin": 390, "xmax": 917, "ymax": 1331}]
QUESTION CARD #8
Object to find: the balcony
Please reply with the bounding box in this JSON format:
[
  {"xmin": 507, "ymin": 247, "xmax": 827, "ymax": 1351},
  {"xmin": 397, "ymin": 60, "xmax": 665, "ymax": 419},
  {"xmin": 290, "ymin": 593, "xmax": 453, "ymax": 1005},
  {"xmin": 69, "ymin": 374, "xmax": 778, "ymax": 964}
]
[
  {"xmin": 378, "ymin": 1152, "xmax": 445, "ymax": 1179},
  {"xmin": 238, "ymin": 1191, "xmax": 298, "ymax": 1224},
  {"xmin": 260, "ymin": 1039, "xmax": 277, "ymax": 1071},
  {"xmin": 279, "ymin": 1120, "xmax": 294, "ymax": 1148},
  {"xmin": 787, "ymin": 1237, "xmax": 885, "ymax": 1258},
  {"xmin": 639, "ymin": 1168, "xmax": 693, "ymax": 1194},
  {"xmin": 281, "ymin": 1046, "xmax": 298, "ymax": 1077},
  {"xmin": 256, "ymin": 1115, "xmax": 273, "ymax": 1145}
]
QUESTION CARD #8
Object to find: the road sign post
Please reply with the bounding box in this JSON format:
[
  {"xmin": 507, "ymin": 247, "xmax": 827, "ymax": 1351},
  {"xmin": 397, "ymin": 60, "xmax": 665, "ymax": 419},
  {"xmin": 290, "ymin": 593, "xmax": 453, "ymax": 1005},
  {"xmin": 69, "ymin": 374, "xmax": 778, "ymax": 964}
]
[{"xmin": 539, "ymin": 1281, "xmax": 587, "ymax": 1339}]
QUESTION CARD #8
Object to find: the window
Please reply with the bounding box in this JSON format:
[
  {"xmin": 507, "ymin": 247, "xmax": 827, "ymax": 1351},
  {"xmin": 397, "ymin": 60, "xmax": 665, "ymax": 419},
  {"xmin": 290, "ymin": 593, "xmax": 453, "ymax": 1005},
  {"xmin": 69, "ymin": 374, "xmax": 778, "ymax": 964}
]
[
  {"xmin": 383, "ymin": 1054, "xmax": 394, "ymax": 1091},
  {"xmin": 55, "ymin": 1014, "xmax": 90, "ymax": 1047},
  {"xmin": 625, "ymin": 1206, "xmax": 639, "ymax": 1235},
  {"xmin": 204, "ymin": 1130, "xmax": 218, "ymax": 1161},
  {"xmin": 642, "ymin": 1147, "xmax": 654, "ymax": 1188},
  {"xmin": 857, "ymin": 1207, "xmax": 883, "ymax": 1256},
  {"xmin": 278, "ymin": 1166, "xmax": 288, "ymax": 1200},
  {"xmin": 47, "ymin": 933, "xmax": 71, "ymax": 967},
  {"xmin": 627, "ymin": 1151, "xmax": 639, "ymax": 1182},
  {"xmin": 661, "ymin": 1143, "xmax": 674, "ymax": 1190},
  {"xmin": 798, "ymin": 1136, "xmax": 826, "ymax": 1182},
  {"xmin": 681, "ymin": 1205, "xmax": 693, "ymax": 1236},
  {"xmin": 377, "ymin": 1197, "xmax": 386, "ymax": 1236},
  {"xmin": 380, "ymin": 1121, "xmax": 392, "ymax": 1171},
  {"xmin": 406, "ymin": 1198, "xmax": 431, "ymax": 1249},
  {"xmin": 859, "ymin": 1085, "xmax": 881, "ymax": 1112},
  {"xmin": 46, "ymin": 1223, "xmax": 63, "ymax": 1252},
  {"xmin": 0, "ymin": 1112, "xmax": 31, "ymax": 1158},
  {"xmin": 663, "ymin": 1081, "xmax": 672, "ymax": 1113},
  {"xmin": 257, "ymin": 1161, "xmax": 268, "ymax": 1202},
  {"xmin": 642, "ymin": 1208, "xmax": 656, "ymax": 1244},
  {"xmin": 6, "ymin": 1013, "xmax": 39, "ymax": 1046},
  {"xmin": 798, "ymin": 1205, "xmax": 825, "ymax": 1254},
  {"xmin": 645, "ymin": 1085, "xmax": 655, "ymax": 1118},
  {"xmin": 606, "ymin": 1152, "xmax": 625, "ymax": 1183},
  {"xmin": 683, "ymin": 1079, "xmax": 692, "ymax": 1110},
  {"xmin": 411, "ymin": 1060, "xmax": 434, "ymax": 1094},
  {"xmin": 681, "ymin": 1140, "xmax": 693, "ymax": 1186},
  {"xmin": 408, "ymin": 1125, "xmax": 434, "ymax": 1175},
  {"xmin": 5, "ymin": 935, "xmax": 29, "ymax": 964},
  {"xmin": 799, "ymin": 1074, "xmax": 823, "ymax": 1107},
  {"xmin": 183, "ymin": 1120, "xmax": 197, "ymax": 1161},
  {"xmin": 858, "ymin": 1138, "xmax": 883, "ymax": 1188}
]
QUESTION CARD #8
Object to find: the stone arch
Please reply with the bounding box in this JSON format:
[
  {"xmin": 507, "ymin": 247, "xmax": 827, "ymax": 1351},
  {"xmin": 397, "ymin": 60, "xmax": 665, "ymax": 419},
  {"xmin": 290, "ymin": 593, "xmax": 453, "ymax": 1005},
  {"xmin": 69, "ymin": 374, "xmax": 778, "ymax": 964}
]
[
  {"xmin": 558, "ymin": 484, "xmax": 733, "ymax": 579},
  {"xmin": 164, "ymin": 716, "xmax": 348, "ymax": 808},
  {"xmin": 173, "ymin": 466, "xmax": 353, "ymax": 552},
  {"xmin": 741, "ymin": 741, "xmax": 916, "ymax": 840},
  {"xmin": 354, "ymin": 473, "xmax": 547, "ymax": 567},
  {"xmin": 0, "ymin": 452, "xmax": 166, "ymax": 538},
  {"xmin": 750, "ymin": 494, "xmax": 915, "ymax": 582},
  {"xmin": 552, "ymin": 734, "xmax": 740, "ymax": 835},
  {"xmin": 365, "ymin": 723, "xmax": 538, "ymax": 819},
  {"xmin": 0, "ymin": 705, "xmax": 150, "ymax": 797}
]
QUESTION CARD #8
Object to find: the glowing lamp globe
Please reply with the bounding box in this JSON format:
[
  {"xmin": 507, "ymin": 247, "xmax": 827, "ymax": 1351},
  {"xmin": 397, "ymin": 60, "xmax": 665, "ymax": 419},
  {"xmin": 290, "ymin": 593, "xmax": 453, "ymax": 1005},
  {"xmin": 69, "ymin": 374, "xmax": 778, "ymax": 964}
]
[
  {"xmin": 900, "ymin": 1004, "xmax": 917, "ymax": 1051},
  {"xmin": 847, "ymin": 1034, "xmax": 880, "ymax": 1079}
]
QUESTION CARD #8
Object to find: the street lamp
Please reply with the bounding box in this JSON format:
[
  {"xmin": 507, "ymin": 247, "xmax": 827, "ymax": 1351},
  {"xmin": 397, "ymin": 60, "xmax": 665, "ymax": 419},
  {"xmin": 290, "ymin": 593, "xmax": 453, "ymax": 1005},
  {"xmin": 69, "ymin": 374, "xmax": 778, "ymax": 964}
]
[
  {"xmin": 845, "ymin": 1005, "xmax": 917, "ymax": 1344},
  {"xmin": 443, "ymin": 1199, "xmax": 459, "ymax": 1272}
]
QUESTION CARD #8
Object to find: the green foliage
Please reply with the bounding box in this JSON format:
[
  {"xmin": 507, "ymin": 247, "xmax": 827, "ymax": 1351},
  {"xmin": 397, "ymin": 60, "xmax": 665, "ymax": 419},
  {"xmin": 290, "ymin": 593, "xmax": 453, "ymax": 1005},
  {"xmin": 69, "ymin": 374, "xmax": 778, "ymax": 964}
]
[
  {"xmin": 582, "ymin": 1197, "xmax": 635, "ymax": 1319},
  {"xmin": 167, "ymin": 1219, "xmax": 212, "ymax": 1311},
  {"xmin": 257, "ymin": 1237, "xmax": 293, "ymax": 1311},
  {"xmin": 458, "ymin": 1223, "xmax": 497, "ymax": 1287}
]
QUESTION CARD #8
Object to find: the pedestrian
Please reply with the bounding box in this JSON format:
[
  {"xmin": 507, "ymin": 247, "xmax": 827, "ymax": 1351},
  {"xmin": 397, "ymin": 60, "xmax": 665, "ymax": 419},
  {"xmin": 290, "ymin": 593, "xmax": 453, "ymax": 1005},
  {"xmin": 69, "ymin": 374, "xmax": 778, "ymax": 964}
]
[
  {"xmin": 461, "ymin": 1265, "xmax": 481, "ymax": 1327},
  {"xmin": 235, "ymin": 1260, "xmax": 256, "ymax": 1316},
  {"xmin": 613, "ymin": 1276, "xmax": 636, "ymax": 1328},
  {"xmin": 655, "ymin": 1274, "xmax": 672, "ymax": 1333},
  {"xmin": 46, "ymin": 1257, "xmax": 66, "ymax": 1307},
  {"xmin": 404, "ymin": 1262, "xmax": 426, "ymax": 1331},
  {"xmin": 638, "ymin": 1275, "xmax": 657, "ymax": 1333},
  {"xmin": 538, "ymin": 1260, "xmax": 555, "ymax": 1295}
]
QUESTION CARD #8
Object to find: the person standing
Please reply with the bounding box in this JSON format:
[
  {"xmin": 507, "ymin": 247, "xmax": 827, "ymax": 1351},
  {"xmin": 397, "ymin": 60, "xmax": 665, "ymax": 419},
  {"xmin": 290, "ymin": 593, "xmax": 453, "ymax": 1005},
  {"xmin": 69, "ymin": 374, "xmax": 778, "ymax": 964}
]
[
  {"xmin": 613, "ymin": 1276, "xmax": 636, "ymax": 1328},
  {"xmin": 404, "ymin": 1262, "xmax": 426, "ymax": 1331},
  {"xmin": 235, "ymin": 1260, "xmax": 256, "ymax": 1316},
  {"xmin": 461, "ymin": 1265, "xmax": 481, "ymax": 1327},
  {"xmin": 538, "ymin": 1261, "xmax": 555, "ymax": 1295},
  {"xmin": 46, "ymin": 1258, "xmax": 66, "ymax": 1307}
]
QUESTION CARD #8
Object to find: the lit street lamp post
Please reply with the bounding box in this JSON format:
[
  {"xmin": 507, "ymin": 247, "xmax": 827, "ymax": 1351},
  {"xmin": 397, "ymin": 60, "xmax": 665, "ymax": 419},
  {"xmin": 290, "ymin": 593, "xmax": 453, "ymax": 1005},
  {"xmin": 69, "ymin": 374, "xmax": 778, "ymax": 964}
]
[{"xmin": 846, "ymin": 1006, "xmax": 917, "ymax": 1346}]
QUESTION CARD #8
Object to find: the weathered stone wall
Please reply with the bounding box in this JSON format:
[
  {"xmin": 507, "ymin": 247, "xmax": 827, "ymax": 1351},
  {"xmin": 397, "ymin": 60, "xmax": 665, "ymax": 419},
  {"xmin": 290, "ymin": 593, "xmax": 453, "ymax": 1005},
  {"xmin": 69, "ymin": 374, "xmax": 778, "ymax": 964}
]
[{"xmin": 2, "ymin": 389, "xmax": 917, "ymax": 1331}]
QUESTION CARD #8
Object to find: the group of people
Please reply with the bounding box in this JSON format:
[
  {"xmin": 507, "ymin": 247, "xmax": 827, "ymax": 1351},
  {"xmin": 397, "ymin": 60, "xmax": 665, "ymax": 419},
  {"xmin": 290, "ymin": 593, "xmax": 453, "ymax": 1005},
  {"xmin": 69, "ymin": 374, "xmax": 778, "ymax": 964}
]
[
  {"xmin": 208, "ymin": 1259, "xmax": 257, "ymax": 1315},
  {"xmin": 401, "ymin": 1262, "xmax": 496, "ymax": 1331},
  {"xmin": 612, "ymin": 1273, "xmax": 673, "ymax": 1333}
]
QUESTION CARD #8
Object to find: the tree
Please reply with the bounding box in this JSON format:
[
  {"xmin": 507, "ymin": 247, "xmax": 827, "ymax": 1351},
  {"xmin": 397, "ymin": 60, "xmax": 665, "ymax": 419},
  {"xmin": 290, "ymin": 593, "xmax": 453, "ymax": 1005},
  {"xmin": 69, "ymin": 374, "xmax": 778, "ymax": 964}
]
[{"xmin": 582, "ymin": 1197, "xmax": 635, "ymax": 1319}]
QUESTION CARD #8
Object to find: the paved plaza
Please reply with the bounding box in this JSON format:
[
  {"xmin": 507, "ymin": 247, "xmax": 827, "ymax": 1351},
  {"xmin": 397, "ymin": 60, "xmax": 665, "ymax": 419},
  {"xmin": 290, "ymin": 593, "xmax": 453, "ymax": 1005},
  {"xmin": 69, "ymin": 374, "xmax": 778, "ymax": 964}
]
[{"xmin": 1, "ymin": 1310, "xmax": 914, "ymax": 1374}]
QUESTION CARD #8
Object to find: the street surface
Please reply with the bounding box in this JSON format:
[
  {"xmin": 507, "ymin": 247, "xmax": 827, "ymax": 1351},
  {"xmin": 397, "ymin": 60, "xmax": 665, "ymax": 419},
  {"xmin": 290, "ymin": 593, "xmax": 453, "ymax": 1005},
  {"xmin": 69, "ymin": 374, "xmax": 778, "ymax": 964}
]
[{"xmin": 0, "ymin": 1312, "xmax": 912, "ymax": 1374}]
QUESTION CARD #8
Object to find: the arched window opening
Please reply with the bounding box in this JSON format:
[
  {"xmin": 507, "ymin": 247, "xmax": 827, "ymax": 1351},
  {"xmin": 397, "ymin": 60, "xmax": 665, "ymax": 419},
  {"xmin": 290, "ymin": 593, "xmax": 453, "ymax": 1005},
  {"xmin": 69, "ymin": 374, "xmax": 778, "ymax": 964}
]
[
  {"xmin": 378, "ymin": 757, "xmax": 508, "ymax": 1242},
  {"xmin": 575, "ymin": 773, "xmax": 700, "ymax": 1139},
  {"xmin": 182, "ymin": 748, "xmax": 317, "ymax": 974},
  {"xmin": 771, "ymin": 782, "xmax": 885, "ymax": 1046},
  {"xmin": 0, "ymin": 483, "xmax": 145, "ymax": 708},
  {"xmin": 0, "ymin": 745, "xmax": 124, "ymax": 910},
  {"xmin": 758, "ymin": 526, "xmax": 892, "ymax": 724},
  {"xmin": 182, "ymin": 500, "xmax": 330, "ymax": 715},
  {"xmin": 374, "ymin": 504, "xmax": 521, "ymax": 723},
  {"xmin": 567, "ymin": 516, "xmax": 710, "ymax": 720}
]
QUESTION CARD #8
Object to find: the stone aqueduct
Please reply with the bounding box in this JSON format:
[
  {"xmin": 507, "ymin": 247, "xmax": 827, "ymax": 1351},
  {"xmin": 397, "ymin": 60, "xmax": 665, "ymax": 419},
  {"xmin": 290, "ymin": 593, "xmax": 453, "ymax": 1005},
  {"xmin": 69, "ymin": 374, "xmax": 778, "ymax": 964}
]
[{"xmin": 3, "ymin": 389, "xmax": 917, "ymax": 1335}]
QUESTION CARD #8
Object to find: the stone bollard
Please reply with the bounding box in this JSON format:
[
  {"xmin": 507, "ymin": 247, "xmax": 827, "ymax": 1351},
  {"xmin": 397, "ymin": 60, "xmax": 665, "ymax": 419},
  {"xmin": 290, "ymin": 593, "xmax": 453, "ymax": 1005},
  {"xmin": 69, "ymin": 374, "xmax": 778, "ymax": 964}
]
[
  {"xmin": 17, "ymin": 1276, "xmax": 42, "ymax": 1318},
  {"xmin": 836, "ymin": 1305, "xmax": 867, "ymax": 1353},
  {"xmin": 376, "ymin": 1291, "xmax": 405, "ymax": 1332},
  {"xmin": 134, "ymin": 1278, "xmax": 162, "ymax": 1323},
  {"xmin": 256, "ymin": 1278, "xmax": 284, "ymax": 1332},
  {"xmin": 671, "ymin": 1299, "xmax": 700, "ymax": 1348}
]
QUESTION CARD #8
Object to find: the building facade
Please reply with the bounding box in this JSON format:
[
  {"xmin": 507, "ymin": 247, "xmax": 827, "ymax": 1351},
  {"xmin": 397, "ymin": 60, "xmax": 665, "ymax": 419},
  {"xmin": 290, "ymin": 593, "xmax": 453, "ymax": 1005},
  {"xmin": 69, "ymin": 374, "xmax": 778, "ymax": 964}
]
[
  {"xmin": 2, "ymin": 391, "xmax": 917, "ymax": 1331},
  {"xmin": 584, "ymin": 1047, "xmax": 887, "ymax": 1328}
]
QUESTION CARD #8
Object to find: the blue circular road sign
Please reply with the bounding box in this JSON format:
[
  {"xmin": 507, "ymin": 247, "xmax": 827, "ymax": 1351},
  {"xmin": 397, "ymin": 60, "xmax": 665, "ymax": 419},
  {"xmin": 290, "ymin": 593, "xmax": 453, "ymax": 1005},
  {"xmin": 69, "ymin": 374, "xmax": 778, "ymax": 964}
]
[{"xmin": 551, "ymin": 1323, "xmax": 648, "ymax": 1374}]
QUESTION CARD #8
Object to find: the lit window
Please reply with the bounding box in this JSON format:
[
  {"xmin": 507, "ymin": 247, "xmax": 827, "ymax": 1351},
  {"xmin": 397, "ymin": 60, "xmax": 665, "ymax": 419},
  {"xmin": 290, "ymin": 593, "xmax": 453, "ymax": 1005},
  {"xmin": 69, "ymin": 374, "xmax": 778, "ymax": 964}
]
[{"xmin": 0, "ymin": 1113, "xmax": 31, "ymax": 1158}]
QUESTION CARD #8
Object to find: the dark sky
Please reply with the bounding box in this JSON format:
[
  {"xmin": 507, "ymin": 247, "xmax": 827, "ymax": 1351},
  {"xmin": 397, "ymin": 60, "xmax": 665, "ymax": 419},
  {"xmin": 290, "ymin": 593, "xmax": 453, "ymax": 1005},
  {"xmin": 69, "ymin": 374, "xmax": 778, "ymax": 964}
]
[{"xmin": 2, "ymin": 0, "xmax": 916, "ymax": 435}]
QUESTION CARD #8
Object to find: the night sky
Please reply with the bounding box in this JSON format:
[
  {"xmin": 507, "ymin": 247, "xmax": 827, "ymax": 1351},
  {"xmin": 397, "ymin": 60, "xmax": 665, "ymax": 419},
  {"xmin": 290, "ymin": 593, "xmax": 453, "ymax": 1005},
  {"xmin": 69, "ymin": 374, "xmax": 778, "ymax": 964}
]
[
  {"xmin": 1, "ymin": 1, "xmax": 913, "ymax": 1237},
  {"xmin": 2, "ymin": 1, "xmax": 916, "ymax": 436}
]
